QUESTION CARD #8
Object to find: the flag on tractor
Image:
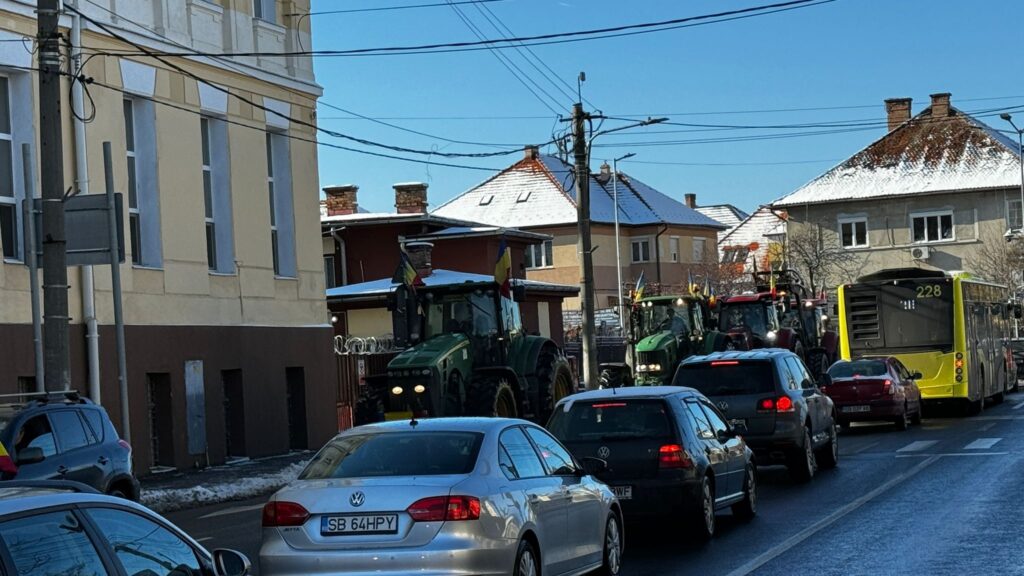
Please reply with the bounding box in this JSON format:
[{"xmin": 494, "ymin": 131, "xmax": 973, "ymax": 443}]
[
  {"xmin": 392, "ymin": 244, "xmax": 424, "ymax": 291},
  {"xmin": 0, "ymin": 441, "xmax": 16, "ymax": 479},
  {"xmin": 769, "ymin": 270, "xmax": 777, "ymax": 297},
  {"xmin": 688, "ymin": 270, "xmax": 698, "ymax": 295},
  {"xmin": 494, "ymin": 238, "xmax": 512, "ymax": 298},
  {"xmin": 634, "ymin": 269, "xmax": 646, "ymax": 302}
]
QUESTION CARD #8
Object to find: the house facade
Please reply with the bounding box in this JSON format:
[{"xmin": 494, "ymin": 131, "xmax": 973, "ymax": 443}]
[
  {"xmin": 433, "ymin": 147, "xmax": 726, "ymax": 309},
  {"xmin": 773, "ymin": 93, "xmax": 1023, "ymax": 285},
  {"xmin": 0, "ymin": 0, "xmax": 335, "ymax": 473}
]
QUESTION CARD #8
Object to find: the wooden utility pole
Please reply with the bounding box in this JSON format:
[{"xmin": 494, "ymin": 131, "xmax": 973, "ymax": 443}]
[
  {"xmin": 572, "ymin": 103, "xmax": 599, "ymax": 390},
  {"xmin": 37, "ymin": 0, "xmax": 71, "ymax": 391}
]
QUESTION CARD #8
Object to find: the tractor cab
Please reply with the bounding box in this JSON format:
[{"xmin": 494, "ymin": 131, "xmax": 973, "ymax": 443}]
[
  {"xmin": 719, "ymin": 294, "xmax": 782, "ymax": 349},
  {"xmin": 618, "ymin": 295, "xmax": 714, "ymax": 386}
]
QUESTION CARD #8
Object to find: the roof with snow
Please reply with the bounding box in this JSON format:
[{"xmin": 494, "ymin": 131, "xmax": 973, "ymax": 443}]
[
  {"xmin": 719, "ymin": 207, "xmax": 787, "ymax": 248},
  {"xmin": 326, "ymin": 269, "xmax": 579, "ymax": 300},
  {"xmin": 695, "ymin": 205, "xmax": 749, "ymax": 230},
  {"xmin": 406, "ymin": 226, "xmax": 550, "ymax": 243},
  {"xmin": 433, "ymin": 153, "xmax": 726, "ymax": 229},
  {"xmin": 774, "ymin": 105, "xmax": 1023, "ymax": 207}
]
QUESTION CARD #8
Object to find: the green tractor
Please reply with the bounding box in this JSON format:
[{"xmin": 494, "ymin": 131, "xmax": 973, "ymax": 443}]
[
  {"xmin": 600, "ymin": 294, "xmax": 725, "ymax": 387},
  {"xmin": 379, "ymin": 278, "xmax": 575, "ymax": 422}
]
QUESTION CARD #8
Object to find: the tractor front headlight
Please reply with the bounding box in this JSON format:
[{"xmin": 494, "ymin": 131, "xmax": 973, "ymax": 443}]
[
  {"xmin": 414, "ymin": 384, "xmax": 426, "ymax": 394},
  {"xmin": 391, "ymin": 386, "xmax": 404, "ymax": 395}
]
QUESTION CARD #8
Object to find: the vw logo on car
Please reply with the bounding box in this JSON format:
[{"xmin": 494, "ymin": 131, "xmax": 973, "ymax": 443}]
[
  {"xmin": 349, "ymin": 491, "xmax": 365, "ymax": 507},
  {"xmin": 597, "ymin": 446, "xmax": 611, "ymax": 459},
  {"xmin": 717, "ymin": 401, "xmax": 729, "ymax": 411}
]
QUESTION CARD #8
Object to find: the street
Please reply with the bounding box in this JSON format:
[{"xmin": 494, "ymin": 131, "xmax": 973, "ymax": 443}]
[{"xmin": 169, "ymin": 392, "xmax": 1024, "ymax": 576}]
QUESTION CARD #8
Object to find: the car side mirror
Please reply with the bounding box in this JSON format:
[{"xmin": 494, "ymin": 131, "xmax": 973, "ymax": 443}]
[
  {"xmin": 16, "ymin": 447, "xmax": 44, "ymax": 466},
  {"xmin": 213, "ymin": 549, "xmax": 251, "ymax": 576},
  {"xmin": 580, "ymin": 456, "xmax": 608, "ymax": 476},
  {"xmin": 912, "ymin": 371, "xmax": 923, "ymax": 380}
]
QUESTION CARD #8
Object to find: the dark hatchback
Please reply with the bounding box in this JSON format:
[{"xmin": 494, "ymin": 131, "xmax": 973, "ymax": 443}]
[
  {"xmin": 825, "ymin": 357, "xmax": 924, "ymax": 429},
  {"xmin": 547, "ymin": 386, "xmax": 756, "ymax": 539}
]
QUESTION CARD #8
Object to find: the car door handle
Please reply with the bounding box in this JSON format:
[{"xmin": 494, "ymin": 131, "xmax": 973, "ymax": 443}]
[{"xmin": 97, "ymin": 456, "xmax": 109, "ymax": 465}]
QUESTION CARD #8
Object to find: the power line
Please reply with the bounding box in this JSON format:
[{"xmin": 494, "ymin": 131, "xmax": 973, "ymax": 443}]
[
  {"xmin": 289, "ymin": 0, "xmax": 506, "ymax": 17},
  {"xmin": 623, "ymin": 158, "xmax": 841, "ymax": 166}
]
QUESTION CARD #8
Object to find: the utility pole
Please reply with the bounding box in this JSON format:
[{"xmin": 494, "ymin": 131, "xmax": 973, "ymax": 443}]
[
  {"xmin": 572, "ymin": 103, "xmax": 599, "ymax": 390},
  {"xmin": 37, "ymin": 0, "xmax": 71, "ymax": 391}
]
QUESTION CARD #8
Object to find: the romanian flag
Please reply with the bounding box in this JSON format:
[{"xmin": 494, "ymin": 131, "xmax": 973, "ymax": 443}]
[
  {"xmin": 392, "ymin": 245, "xmax": 423, "ymax": 291},
  {"xmin": 688, "ymin": 270, "xmax": 698, "ymax": 295},
  {"xmin": 0, "ymin": 441, "xmax": 16, "ymax": 479},
  {"xmin": 633, "ymin": 269, "xmax": 646, "ymax": 302},
  {"xmin": 494, "ymin": 239, "xmax": 512, "ymax": 298},
  {"xmin": 702, "ymin": 276, "xmax": 711, "ymax": 298}
]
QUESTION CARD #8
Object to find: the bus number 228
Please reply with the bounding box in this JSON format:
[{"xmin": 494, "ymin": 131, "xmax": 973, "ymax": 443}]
[{"xmin": 916, "ymin": 284, "xmax": 942, "ymax": 299}]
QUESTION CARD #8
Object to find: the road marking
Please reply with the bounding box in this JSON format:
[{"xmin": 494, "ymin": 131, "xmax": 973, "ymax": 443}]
[
  {"xmin": 198, "ymin": 503, "xmax": 266, "ymax": 520},
  {"xmin": 846, "ymin": 441, "xmax": 880, "ymax": 455},
  {"xmin": 896, "ymin": 440, "xmax": 937, "ymax": 453},
  {"xmin": 724, "ymin": 456, "xmax": 939, "ymax": 576},
  {"xmin": 964, "ymin": 437, "xmax": 1002, "ymax": 450},
  {"xmin": 1013, "ymin": 401, "xmax": 1024, "ymax": 410},
  {"xmin": 978, "ymin": 422, "xmax": 996, "ymax": 432},
  {"xmin": 897, "ymin": 452, "xmax": 1009, "ymax": 458}
]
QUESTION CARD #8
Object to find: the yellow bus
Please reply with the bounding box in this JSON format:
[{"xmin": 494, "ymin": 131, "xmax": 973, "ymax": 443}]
[{"xmin": 838, "ymin": 268, "xmax": 1017, "ymax": 414}]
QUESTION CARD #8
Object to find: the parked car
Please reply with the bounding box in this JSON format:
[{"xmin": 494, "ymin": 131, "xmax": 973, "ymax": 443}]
[
  {"xmin": 546, "ymin": 386, "xmax": 756, "ymax": 540},
  {"xmin": 0, "ymin": 391, "xmax": 139, "ymax": 499},
  {"xmin": 674, "ymin": 350, "xmax": 838, "ymax": 482},
  {"xmin": 259, "ymin": 417, "xmax": 624, "ymax": 576},
  {"xmin": 824, "ymin": 357, "xmax": 924, "ymax": 429},
  {"xmin": 0, "ymin": 479, "xmax": 249, "ymax": 575}
]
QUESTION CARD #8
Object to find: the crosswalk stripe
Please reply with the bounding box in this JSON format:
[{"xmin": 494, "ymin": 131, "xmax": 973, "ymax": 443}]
[
  {"xmin": 964, "ymin": 437, "xmax": 1002, "ymax": 450},
  {"xmin": 897, "ymin": 440, "xmax": 938, "ymax": 453},
  {"xmin": 1012, "ymin": 402, "xmax": 1024, "ymax": 410}
]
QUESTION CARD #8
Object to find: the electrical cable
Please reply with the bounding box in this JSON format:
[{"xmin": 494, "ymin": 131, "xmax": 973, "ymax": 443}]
[{"xmin": 290, "ymin": 0, "xmax": 506, "ymax": 17}]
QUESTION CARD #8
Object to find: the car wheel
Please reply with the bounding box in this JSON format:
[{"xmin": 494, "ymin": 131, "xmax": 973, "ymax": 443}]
[
  {"xmin": 816, "ymin": 421, "xmax": 839, "ymax": 470},
  {"xmin": 910, "ymin": 406, "xmax": 923, "ymax": 426},
  {"xmin": 690, "ymin": 476, "xmax": 716, "ymax": 540},
  {"xmin": 894, "ymin": 407, "xmax": 909, "ymax": 431},
  {"xmin": 597, "ymin": 513, "xmax": 623, "ymax": 576},
  {"xmin": 731, "ymin": 465, "xmax": 757, "ymax": 521},
  {"xmin": 788, "ymin": 427, "xmax": 816, "ymax": 483},
  {"xmin": 514, "ymin": 539, "xmax": 539, "ymax": 576}
]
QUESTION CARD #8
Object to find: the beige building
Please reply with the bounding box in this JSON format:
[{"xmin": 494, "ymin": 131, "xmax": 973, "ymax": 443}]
[
  {"xmin": 774, "ymin": 93, "xmax": 1023, "ymax": 286},
  {"xmin": 433, "ymin": 147, "xmax": 726, "ymax": 310},
  {"xmin": 0, "ymin": 0, "xmax": 335, "ymax": 473}
]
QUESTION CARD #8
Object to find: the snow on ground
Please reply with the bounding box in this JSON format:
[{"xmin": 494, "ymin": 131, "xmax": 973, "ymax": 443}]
[{"xmin": 141, "ymin": 459, "xmax": 309, "ymax": 513}]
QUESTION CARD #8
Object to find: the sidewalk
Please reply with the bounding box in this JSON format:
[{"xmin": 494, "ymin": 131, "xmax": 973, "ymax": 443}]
[{"xmin": 140, "ymin": 451, "xmax": 313, "ymax": 514}]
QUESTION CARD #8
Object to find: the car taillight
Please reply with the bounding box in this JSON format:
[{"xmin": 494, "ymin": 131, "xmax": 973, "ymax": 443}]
[
  {"xmin": 776, "ymin": 396, "xmax": 795, "ymax": 412},
  {"xmin": 658, "ymin": 444, "xmax": 693, "ymax": 469},
  {"xmin": 884, "ymin": 379, "xmax": 894, "ymax": 394},
  {"xmin": 407, "ymin": 496, "xmax": 481, "ymax": 522},
  {"xmin": 117, "ymin": 439, "xmax": 131, "ymax": 452},
  {"xmin": 262, "ymin": 501, "xmax": 310, "ymax": 527},
  {"xmin": 758, "ymin": 398, "xmax": 775, "ymax": 412}
]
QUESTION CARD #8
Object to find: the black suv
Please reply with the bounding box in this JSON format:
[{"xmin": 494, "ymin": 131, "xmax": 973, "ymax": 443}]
[
  {"xmin": 547, "ymin": 386, "xmax": 756, "ymax": 539},
  {"xmin": 0, "ymin": 392, "xmax": 139, "ymax": 500},
  {"xmin": 674, "ymin": 350, "xmax": 838, "ymax": 482}
]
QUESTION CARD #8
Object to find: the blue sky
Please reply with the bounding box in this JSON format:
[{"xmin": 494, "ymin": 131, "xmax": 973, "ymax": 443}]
[{"xmin": 310, "ymin": 0, "xmax": 1024, "ymax": 215}]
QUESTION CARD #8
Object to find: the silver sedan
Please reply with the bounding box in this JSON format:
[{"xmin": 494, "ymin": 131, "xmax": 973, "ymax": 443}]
[{"xmin": 259, "ymin": 417, "xmax": 623, "ymax": 576}]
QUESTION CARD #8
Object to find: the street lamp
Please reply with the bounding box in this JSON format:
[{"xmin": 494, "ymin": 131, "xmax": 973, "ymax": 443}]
[
  {"xmin": 1001, "ymin": 113, "xmax": 1024, "ymax": 236},
  {"xmin": 612, "ymin": 152, "xmax": 635, "ymax": 333}
]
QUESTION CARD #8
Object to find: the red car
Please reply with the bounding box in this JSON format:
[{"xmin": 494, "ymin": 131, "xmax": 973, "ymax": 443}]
[{"xmin": 822, "ymin": 357, "xmax": 924, "ymax": 430}]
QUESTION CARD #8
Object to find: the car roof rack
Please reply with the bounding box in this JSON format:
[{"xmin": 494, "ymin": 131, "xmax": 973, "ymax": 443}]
[
  {"xmin": 0, "ymin": 480, "xmax": 101, "ymax": 495},
  {"xmin": 0, "ymin": 390, "xmax": 90, "ymax": 411}
]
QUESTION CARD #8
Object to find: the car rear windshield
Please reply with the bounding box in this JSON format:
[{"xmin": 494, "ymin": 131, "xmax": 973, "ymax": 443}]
[
  {"xmin": 299, "ymin": 431, "xmax": 483, "ymax": 479},
  {"xmin": 673, "ymin": 360, "xmax": 775, "ymax": 396},
  {"xmin": 547, "ymin": 399, "xmax": 674, "ymax": 442},
  {"xmin": 828, "ymin": 360, "xmax": 888, "ymax": 378}
]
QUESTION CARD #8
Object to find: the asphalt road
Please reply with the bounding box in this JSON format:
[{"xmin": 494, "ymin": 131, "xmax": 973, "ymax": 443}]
[{"xmin": 168, "ymin": 392, "xmax": 1024, "ymax": 575}]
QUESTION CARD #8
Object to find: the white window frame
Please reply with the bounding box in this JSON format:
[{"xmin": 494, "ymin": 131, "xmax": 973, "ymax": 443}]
[
  {"xmin": 1007, "ymin": 198, "xmax": 1023, "ymax": 231},
  {"xmin": 124, "ymin": 98, "xmax": 141, "ymax": 265},
  {"xmin": 200, "ymin": 117, "xmax": 216, "ymax": 271},
  {"xmin": 631, "ymin": 237, "xmax": 652, "ymax": 263},
  {"xmin": 266, "ymin": 132, "xmax": 279, "ymax": 276},
  {"xmin": 525, "ymin": 239, "xmax": 553, "ymax": 269},
  {"xmin": 669, "ymin": 236, "xmax": 679, "ymax": 263},
  {"xmin": 838, "ymin": 216, "xmax": 869, "ymax": 249},
  {"xmin": 692, "ymin": 237, "xmax": 707, "ymax": 262},
  {"xmin": 253, "ymin": 0, "xmax": 275, "ymax": 22},
  {"xmin": 0, "ymin": 74, "xmax": 16, "ymax": 262},
  {"xmin": 910, "ymin": 210, "xmax": 955, "ymax": 244}
]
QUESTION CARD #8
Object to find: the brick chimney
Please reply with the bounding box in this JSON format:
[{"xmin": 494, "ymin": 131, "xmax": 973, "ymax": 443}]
[
  {"xmin": 524, "ymin": 145, "xmax": 539, "ymax": 160},
  {"xmin": 394, "ymin": 182, "xmax": 428, "ymax": 214},
  {"xmin": 684, "ymin": 193, "xmax": 697, "ymax": 209},
  {"xmin": 596, "ymin": 161, "xmax": 612, "ymax": 184},
  {"xmin": 885, "ymin": 98, "xmax": 912, "ymax": 132},
  {"xmin": 323, "ymin": 184, "xmax": 358, "ymax": 216},
  {"xmin": 404, "ymin": 241, "xmax": 433, "ymax": 278},
  {"xmin": 930, "ymin": 92, "xmax": 951, "ymax": 119}
]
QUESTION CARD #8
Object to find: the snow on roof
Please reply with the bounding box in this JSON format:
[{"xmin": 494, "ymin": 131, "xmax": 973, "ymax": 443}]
[
  {"xmin": 408, "ymin": 226, "xmax": 550, "ymax": 242},
  {"xmin": 433, "ymin": 154, "xmax": 725, "ymax": 229},
  {"xmin": 719, "ymin": 207, "xmax": 787, "ymax": 247},
  {"xmin": 326, "ymin": 269, "xmax": 578, "ymax": 299},
  {"xmin": 774, "ymin": 106, "xmax": 1023, "ymax": 207},
  {"xmin": 695, "ymin": 205, "xmax": 749, "ymax": 229}
]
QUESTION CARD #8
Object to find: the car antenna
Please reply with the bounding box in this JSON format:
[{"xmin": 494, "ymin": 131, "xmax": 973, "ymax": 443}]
[{"xmin": 409, "ymin": 414, "xmax": 419, "ymax": 427}]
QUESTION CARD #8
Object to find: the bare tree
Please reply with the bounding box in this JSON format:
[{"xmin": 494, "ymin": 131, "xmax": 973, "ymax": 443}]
[
  {"xmin": 784, "ymin": 220, "xmax": 858, "ymax": 292},
  {"xmin": 972, "ymin": 232, "xmax": 1024, "ymax": 297}
]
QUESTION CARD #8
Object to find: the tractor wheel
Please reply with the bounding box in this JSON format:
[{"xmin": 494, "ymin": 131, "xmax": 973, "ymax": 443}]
[
  {"xmin": 465, "ymin": 376, "xmax": 518, "ymax": 418},
  {"xmin": 538, "ymin": 349, "xmax": 575, "ymax": 421}
]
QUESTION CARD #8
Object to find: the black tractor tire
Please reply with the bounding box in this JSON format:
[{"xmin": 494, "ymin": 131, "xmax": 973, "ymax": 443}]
[
  {"xmin": 538, "ymin": 349, "xmax": 575, "ymax": 421},
  {"xmin": 465, "ymin": 376, "xmax": 518, "ymax": 418},
  {"xmin": 706, "ymin": 332, "xmax": 733, "ymax": 353}
]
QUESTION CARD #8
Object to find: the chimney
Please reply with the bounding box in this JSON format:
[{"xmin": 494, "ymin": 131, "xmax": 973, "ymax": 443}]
[
  {"xmin": 684, "ymin": 193, "xmax": 697, "ymax": 209},
  {"xmin": 885, "ymin": 97, "xmax": 912, "ymax": 132},
  {"xmin": 524, "ymin": 145, "xmax": 539, "ymax": 160},
  {"xmin": 323, "ymin": 184, "xmax": 359, "ymax": 216},
  {"xmin": 930, "ymin": 92, "xmax": 951, "ymax": 119},
  {"xmin": 596, "ymin": 162, "xmax": 612, "ymax": 184},
  {"xmin": 394, "ymin": 182, "xmax": 428, "ymax": 214},
  {"xmin": 404, "ymin": 241, "xmax": 433, "ymax": 278}
]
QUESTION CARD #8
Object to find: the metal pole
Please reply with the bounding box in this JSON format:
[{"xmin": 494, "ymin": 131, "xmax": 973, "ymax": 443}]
[
  {"xmin": 103, "ymin": 143, "xmax": 130, "ymax": 444},
  {"xmin": 1017, "ymin": 130, "xmax": 1023, "ymax": 233},
  {"xmin": 573, "ymin": 103, "xmax": 599, "ymax": 389},
  {"xmin": 612, "ymin": 162, "xmax": 623, "ymax": 333},
  {"xmin": 37, "ymin": 0, "xmax": 71, "ymax": 392},
  {"xmin": 22, "ymin": 144, "xmax": 43, "ymax": 392}
]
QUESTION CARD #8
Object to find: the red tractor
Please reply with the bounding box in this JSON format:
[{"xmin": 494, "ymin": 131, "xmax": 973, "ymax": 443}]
[{"xmin": 716, "ymin": 269, "xmax": 839, "ymax": 377}]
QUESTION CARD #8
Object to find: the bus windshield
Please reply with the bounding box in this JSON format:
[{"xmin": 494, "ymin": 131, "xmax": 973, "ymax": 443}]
[{"xmin": 845, "ymin": 280, "xmax": 953, "ymax": 353}]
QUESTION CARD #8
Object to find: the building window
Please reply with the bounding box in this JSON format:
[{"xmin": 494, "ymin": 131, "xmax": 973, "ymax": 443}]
[
  {"xmin": 693, "ymin": 237, "xmax": 707, "ymax": 262},
  {"xmin": 201, "ymin": 118, "xmax": 216, "ymax": 270},
  {"xmin": 911, "ymin": 211, "xmax": 954, "ymax": 243},
  {"xmin": 253, "ymin": 0, "xmax": 275, "ymax": 22},
  {"xmin": 1008, "ymin": 198, "xmax": 1022, "ymax": 230},
  {"xmin": 631, "ymin": 238, "xmax": 651, "ymax": 263},
  {"xmin": 266, "ymin": 133, "xmax": 279, "ymax": 275},
  {"xmin": 839, "ymin": 217, "xmax": 868, "ymax": 248},
  {"xmin": 124, "ymin": 99, "xmax": 141, "ymax": 265},
  {"xmin": 721, "ymin": 245, "xmax": 750, "ymax": 264},
  {"xmin": 525, "ymin": 239, "xmax": 553, "ymax": 269},
  {"xmin": 669, "ymin": 237, "xmax": 679, "ymax": 263},
  {"xmin": 266, "ymin": 132, "xmax": 295, "ymax": 277},
  {"xmin": 0, "ymin": 76, "xmax": 15, "ymax": 261},
  {"xmin": 324, "ymin": 255, "xmax": 337, "ymax": 288}
]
